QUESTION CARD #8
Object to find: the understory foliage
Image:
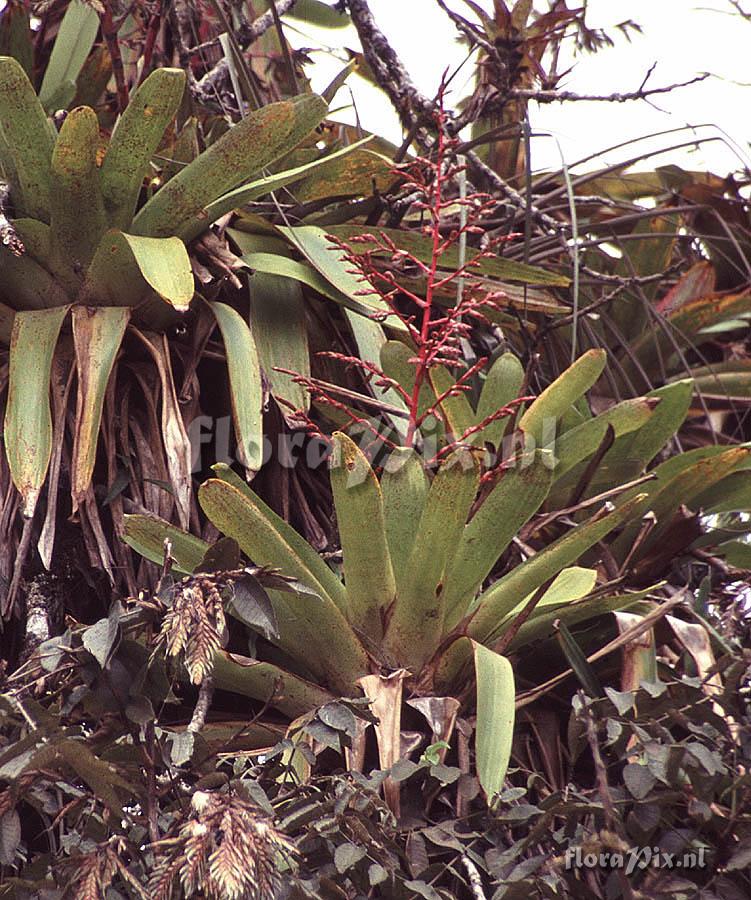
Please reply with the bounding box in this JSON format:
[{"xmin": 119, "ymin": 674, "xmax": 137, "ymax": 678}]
[{"xmin": 1, "ymin": 1, "xmax": 751, "ymax": 899}]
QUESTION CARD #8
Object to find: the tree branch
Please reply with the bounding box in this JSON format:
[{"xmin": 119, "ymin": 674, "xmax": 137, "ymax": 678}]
[
  {"xmin": 511, "ymin": 72, "xmax": 710, "ymax": 104},
  {"xmin": 191, "ymin": 0, "xmax": 298, "ymax": 106},
  {"xmin": 346, "ymin": 0, "xmax": 434, "ymax": 129}
]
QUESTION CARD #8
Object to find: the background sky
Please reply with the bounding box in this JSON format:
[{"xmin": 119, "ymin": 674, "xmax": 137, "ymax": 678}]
[{"xmin": 287, "ymin": 0, "xmax": 751, "ymax": 179}]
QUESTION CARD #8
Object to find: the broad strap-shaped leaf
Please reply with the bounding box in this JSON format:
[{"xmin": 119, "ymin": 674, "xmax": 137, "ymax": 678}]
[
  {"xmin": 472, "ymin": 642, "xmax": 515, "ymax": 803},
  {"xmin": 694, "ymin": 471, "xmax": 751, "ymax": 514},
  {"xmin": 233, "ymin": 230, "xmax": 310, "ymax": 411},
  {"xmin": 4, "ymin": 306, "xmax": 69, "ymax": 516},
  {"xmin": 429, "ymin": 365, "xmax": 475, "ymax": 442},
  {"xmin": 381, "ymin": 448, "xmax": 429, "ymax": 597},
  {"xmin": 518, "ymin": 349, "xmax": 606, "ymax": 446},
  {"xmin": 507, "ymin": 589, "xmax": 652, "ymax": 652},
  {"xmin": 441, "ymin": 449, "xmax": 553, "ymax": 631},
  {"xmin": 71, "ymin": 306, "xmax": 129, "ymax": 509},
  {"xmin": 656, "ymin": 261, "xmax": 715, "ymax": 315},
  {"xmin": 0, "ymin": 55, "xmax": 54, "ymax": 220},
  {"xmin": 0, "ymin": 3, "xmax": 33, "ymax": 77},
  {"xmin": 204, "ymin": 135, "xmax": 373, "ymax": 225},
  {"xmin": 293, "ymin": 144, "xmax": 392, "ymax": 203},
  {"xmin": 83, "ymin": 231, "xmax": 194, "ymax": 311},
  {"xmin": 48, "ymin": 106, "xmax": 107, "ymax": 293},
  {"xmin": 472, "ymin": 351, "xmax": 525, "ymax": 448},
  {"xmin": 552, "ymin": 397, "xmax": 657, "ymax": 481},
  {"xmin": 209, "ymin": 301, "xmax": 263, "ymax": 474},
  {"xmin": 585, "ymin": 381, "xmax": 693, "ymax": 493},
  {"xmin": 278, "ymin": 225, "xmax": 398, "ymax": 325},
  {"xmin": 100, "ymin": 68, "xmax": 186, "ymax": 230},
  {"xmin": 0, "ymin": 243, "xmax": 70, "ymax": 309},
  {"xmin": 629, "ymin": 289, "xmax": 751, "ymax": 380},
  {"xmin": 198, "ymin": 479, "xmax": 367, "ymax": 691},
  {"xmin": 677, "ymin": 360, "xmax": 751, "ymax": 400},
  {"xmin": 345, "ymin": 311, "xmax": 409, "ymax": 437},
  {"xmin": 469, "ymin": 493, "xmax": 647, "ymax": 644},
  {"xmin": 132, "ymin": 93, "xmax": 328, "ymax": 239},
  {"xmin": 249, "ymin": 269, "xmax": 310, "ymax": 412},
  {"xmin": 498, "ymin": 566, "xmax": 598, "ymax": 625},
  {"xmin": 212, "ymin": 651, "xmax": 335, "ymax": 719},
  {"xmin": 198, "ymin": 474, "xmax": 340, "ymax": 602},
  {"xmin": 325, "ymin": 224, "xmax": 570, "ymax": 287},
  {"xmin": 611, "ymin": 445, "xmax": 751, "ymax": 561},
  {"xmin": 330, "ymin": 432, "xmax": 395, "ymax": 642},
  {"xmin": 37, "ymin": 0, "xmax": 99, "ymax": 111},
  {"xmin": 382, "ymin": 450, "xmax": 479, "ymax": 669},
  {"xmin": 11, "ymin": 217, "xmax": 51, "ymax": 263},
  {"xmin": 122, "ymin": 513, "xmax": 209, "ymax": 574}
]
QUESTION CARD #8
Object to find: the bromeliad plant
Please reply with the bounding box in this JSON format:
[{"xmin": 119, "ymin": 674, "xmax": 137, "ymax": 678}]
[
  {"xmin": 0, "ymin": 55, "xmax": 345, "ymax": 599},
  {"xmin": 121, "ymin": 340, "xmax": 751, "ymax": 815}
]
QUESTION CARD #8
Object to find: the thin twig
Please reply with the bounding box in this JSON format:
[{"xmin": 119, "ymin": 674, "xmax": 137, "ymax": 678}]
[{"xmin": 511, "ymin": 73, "xmax": 709, "ymax": 104}]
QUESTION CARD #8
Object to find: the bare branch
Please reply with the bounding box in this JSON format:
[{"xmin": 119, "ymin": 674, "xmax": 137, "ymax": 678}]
[
  {"xmin": 346, "ymin": 0, "xmax": 434, "ymax": 129},
  {"xmin": 191, "ymin": 0, "xmax": 298, "ymax": 106},
  {"xmin": 511, "ymin": 72, "xmax": 710, "ymax": 104}
]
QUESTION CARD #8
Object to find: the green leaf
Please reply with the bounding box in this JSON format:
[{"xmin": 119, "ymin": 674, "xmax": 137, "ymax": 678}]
[
  {"xmin": 132, "ymin": 94, "xmax": 328, "ymax": 239},
  {"xmin": 330, "ymin": 432, "xmax": 395, "ymax": 642},
  {"xmin": 553, "ymin": 396, "xmax": 657, "ymax": 481},
  {"xmin": 0, "ymin": 3, "xmax": 33, "ymax": 77},
  {"xmin": 469, "ymin": 493, "xmax": 647, "ymax": 643},
  {"xmin": 345, "ymin": 310, "xmax": 409, "ymax": 436},
  {"xmin": 82, "ymin": 231, "xmax": 194, "ymax": 310},
  {"xmin": 293, "ymin": 145, "xmax": 393, "ymax": 203},
  {"xmin": 506, "ymin": 566, "xmax": 598, "ymax": 620},
  {"xmin": 383, "ymin": 450, "xmax": 479, "ymax": 669},
  {"xmin": 325, "ymin": 224, "xmax": 570, "ymax": 286},
  {"xmin": 71, "ymin": 306, "xmax": 129, "ymax": 507},
  {"xmin": 287, "ymin": 0, "xmax": 351, "ymax": 28},
  {"xmin": 203, "ymin": 135, "xmax": 373, "ymax": 224},
  {"xmin": 0, "ymin": 55, "xmax": 54, "ymax": 220},
  {"xmin": 473, "ymin": 351, "xmax": 525, "ymax": 447},
  {"xmin": 230, "ymin": 231, "xmax": 310, "ymax": 410},
  {"xmin": 248, "ymin": 269, "xmax": 310, "ymax": 411},
  {"xmin": 4, "ymin": 306, "xmax": 69, "ymax": 516},
  {"xmin": 38, "ymin": 0, "xmax": 99, "ymax": 112},
  {"xmin": 198, "ymin": 478, "xmax": 367, "ymax": 691},
  {"xmin": 442, "ymin": 449, "xmax": 553, "ymax": 630},
  {"xmin": 278, "ymin": 224, "xmax": 398, "ymax": 324},
  {"xmin": 239, "ymin": 250, "xmax": 378, "ymax": 316},
  {"xmin": 473, "ymin": 642, "xmax": 515, "ymax": 802},
  {"xmin": 611, "ymin": 446, "xmax": 751, "ymax": 560},
  {"xmin": 381, "ymin": 448, "xmax": 429, "ymax": 597},
  {"xmin": 48, "ymin": 106, "xmax": 107, "ymax": 292},
  {"xmin": 122, "ymin": 513, "xmax": 209, "ymax": 574},
  {"xmin": 507, "ymin": 588, "xmax": 651, "ymax": 651},
  {"xmin": 99, "ymin": 67, "xmax": 186, "ymax": 230},
  {"xmin": 556, "ymin": 618, "xmax": 603, "ymax": 698},
  {"xmin": 209, "ymin": 301, "xmax": 263, "ymax": 473},
  {"xmin": 0, "ymin": 243, "xmax": 70, "ymax": 310},
  {"xmin": 519, "ymin": 350, "xmax": 606, "ymax": 446},
  {"xmin": 428, "ymin": 365, "xmax": 475, "ymax": 441},
  {"xmin": 588, "ymin": 381, "xmax": 693, "ymax": 491},
  {"xmin": 695, "ymin": 471, "xmax": 751, "ymax": 513}
]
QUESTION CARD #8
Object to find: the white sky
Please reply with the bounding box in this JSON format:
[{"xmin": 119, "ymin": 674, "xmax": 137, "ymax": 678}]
[{"xmin": 288, "ymin": 0, "xmax": 751, "ymax": 178}]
